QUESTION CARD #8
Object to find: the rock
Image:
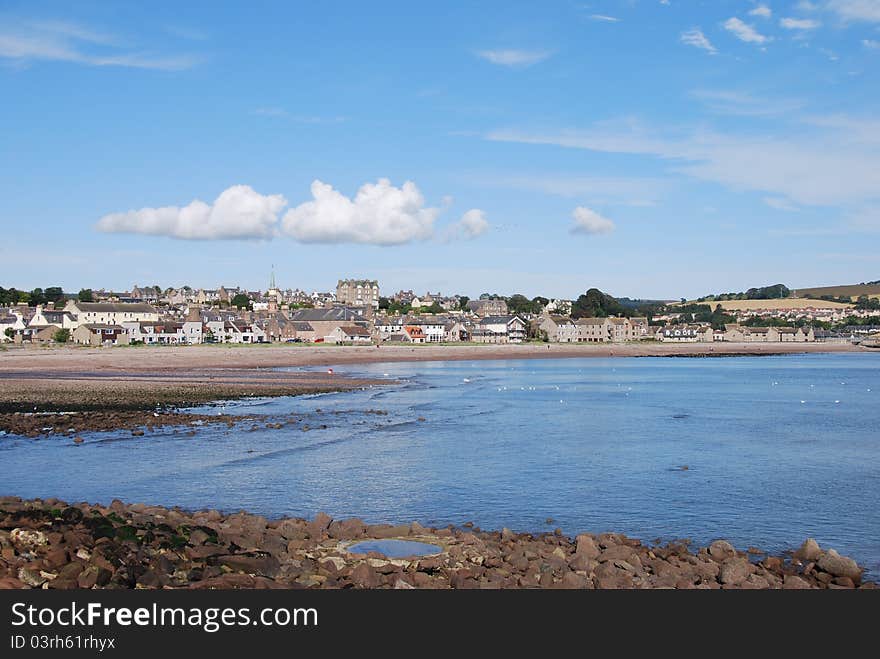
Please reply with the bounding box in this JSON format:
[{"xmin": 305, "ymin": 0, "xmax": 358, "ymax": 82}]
[
  {"xmin": 349, "ymin": 563, "xmax": 380, "ymax": 588},
  {"xmin": 575, "ymin": 534, "xmax": 600, "ymax": 559},
  {"xmin": 761, "ymin": 556, "xmax": 783, "ymax": 571},
  {"xmin": 131, "ymin": 429, "xmax": 144, "ymax": 436},
  {"xmin": 833, "ymin": 576, "xmax": 855, "ymax": 588},
  {"xmin": 18, "ymin": 568, "xmax": 46, "ymax": 588},
  {"xmin": 309, "ymin": 512, "xmax": 333, "ymax": 538},
  {"xmin": 0, "ymin": 577, "xmax": 26, "ymax": 589},
  {"xmin": 328, "ymin": 518, "xmax": 366, "ymax": 540},
  {"xmin": 568, "ymin": 553, "xmax": 597, "ymax": 573},
  {"xmin": 77, "ymin": 567, "xmax": 111, "ymax": 589},
  {"xmin": 10, "ymin": 529, "xmax": 48, "ymax": 550},
  {"xmin": 719, "ymin": 558, "xmax": 753, "ymax": 586},
  {"xmin": 394, "ymin": 578, "xmax": 415, "ymax": 589},
  {"xmin": 216, "ymin": 554, "xmax": 281, "ymax": 578},
  {"xmin": 599, "ymin": 545, "xmax": 637, "ymax": 563},
  {"xmin": 817, "ymin": 549, "xmax": 862, "ymax": 583},
  {"xmin": 708, "ymin": 540, "xmax": 736, "ymax": 561},
  {"xmin": 61, "ymin": 507, "xmax": 84, "ymax": 524},
  {"xmin": 277, "ymin": 519, "xmax": 309, "ymax": 541},
  {"xmin": 558, "ymin": 571, "xmax": 592, "ymax": 589},
  {"xmin": 794, "ymin": 538, "xmax": 822, "ymax": 562},
  {"xmin": 501, "ymin": 527, "xmax": 515, "ymax": 542},
  {"xmin": 367, "ymin": 524, "xmax": 411, "ymax": 539},
  {"xmin": 783, "ymin": 575, "xmax": 812, "ymax": 590},
  {"xmin": 73, "ymin": 436, "xmax": 84, "ymax": 444}
]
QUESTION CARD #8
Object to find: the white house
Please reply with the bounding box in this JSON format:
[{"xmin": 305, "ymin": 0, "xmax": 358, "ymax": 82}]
[
  {"xmin": 28, "ymin": 305, "xmax": 77, "ymax": 329},
  {"xmin": 0, "ymin": 310, "xmax": 27, "ymax": 342},
  {"xmin": 64, "ymin": 301, "xmax": 159, "ymax": 328}
]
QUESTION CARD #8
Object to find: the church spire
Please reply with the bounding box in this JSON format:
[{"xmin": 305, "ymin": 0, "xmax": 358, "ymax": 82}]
[{"xmin": 269, "ymin": 265, "xmax": 276, "ymax": 291}]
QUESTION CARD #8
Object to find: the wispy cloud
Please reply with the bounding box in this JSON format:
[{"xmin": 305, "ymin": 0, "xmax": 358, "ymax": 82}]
[
  {"xmin": 471, "ymin": 173, "xmax": 666, "ymax": 205},
  {"xmin": 680, "ymin": 28, "xmax": 717, "ymax": 54},
  {"xmin": 749, "ymin": 5, "xmax": 772, "ymax": 18},
  {"xmin": 589, "ymin": 15, "xmax": 620, "ymax": 22},
  {"xmin": 864, "ymin": 39, "xmax": 880, "ymax": 49},
  {"xmin": 485, "ymin": 114, "xmax": 880, "ymax": 207},
  {"xmin": 0, "ymin": 19, "xmax": 200, "ymax": 70},
  {"xmin": 764, "ymin": 197, "xmax": 800, "ymax": 212},
  {"xmin": 691, "ymin": 90, "xmax": 805, "ymax": 116},
  {"xmin": 825, "ymin": 0, "xmax": 880, "ymax": 23},
  {"xmin": 723, "ymin": 17, "xmax": 771, "ymax": 44},
  {"xmin": 251, "ymin": 108, "xmax": 347, "ymax": 123},
  {"xmin": 475, "ymin": 49, "xmax": 551, "ymax": 67},
  {"xmin": 780, "ymin": 17, "xmax": 822, "ymax": 29}
]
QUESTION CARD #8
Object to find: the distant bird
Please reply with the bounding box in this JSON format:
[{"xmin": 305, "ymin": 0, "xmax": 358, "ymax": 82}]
[
  {"xmin": 463, "ymin": 378, "xmax": 471, "ymax": 383},
  {"xmin": 834, "ymin": 400, "xmax": 840, "ymax": 404},
  {"xmin": 800, "ymin": 400, "xmax": 806, "ymax": 404}
]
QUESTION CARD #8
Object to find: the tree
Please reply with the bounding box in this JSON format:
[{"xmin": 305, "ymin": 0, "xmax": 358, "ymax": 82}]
[
  {"xmin": 78, "ymin": 289, "xmax": 94, "ymax": 302},
  {"xmin": 571, "ymin": 288, "xmax": 626, "ymax": 319},
  {"xmin": 507, "ymin": 294, "xmax": 537, "ymax": 315},
  {"xmin": 44, "ymin": 287, "xmax": 64, "ymax": 304},
  {"xmin": 29, "ymin": 288, "xmax": 46, "ymax": 306},
  {"xmin": 378, "ymin": 297, "xmax": 391, "ymax": 310},
  {"xmin": 4, "ymin": 327, "xmax": 14, "ymax": 340},
  {"xmin": 52, "ymin": 328, "xmax": 70, "ymax": 343},
  {"xmin": 458, "ymin": 296, "xmax": 470, "ymax": 311},
  {"xmin": 230, "ymin": 293, "xmax": 251, "ymax": 309}
]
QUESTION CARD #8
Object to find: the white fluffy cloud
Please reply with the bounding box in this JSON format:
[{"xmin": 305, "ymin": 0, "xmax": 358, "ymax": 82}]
[
  {"xmin": 449, "ymin": 209, "xmax": 490, "ymax": 240},
  {"xmin": 96, "ymin": 185, "xmax": 287, "ymax": 240},
  {"xmin": 281, "ymin": 179, "xmax": 437, "ymax": 245},
  {"xmin": 681, "ymin": 29, "xmax": 718, "ymax": 54},
  {"xmin": 749, "ymin": 5, "xmax": 772, "ymax": 18},
  {"xmin": 780, "ymin": 17, "xmax": 822, "ymax": 28},
  {"xmin": 723, "ymin": 17, "xmax": 771, "ymax": 43},
  {"xmin": 570, "ymin": 207, "xmax": 615, "ymax": 235},
  {"xmin": 476, "ymin": 49, "xmax": 550, "ymax": 66}
]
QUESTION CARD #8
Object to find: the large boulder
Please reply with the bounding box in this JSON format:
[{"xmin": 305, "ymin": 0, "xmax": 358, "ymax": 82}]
[
  {"xmin": 575, "ymin": 534, "xmax": 600, "ymax": 559},
  {"xmin": 794, "ymin": 538, "xmax": 822, "ymax": 562},
  {"xmin": 708, "ymin": 540, "xmax": 736, "ymax": 561},
  {"xmin": 817, "ymin": 550, "xmax": 862, "ymax": 583},
  {"xmin": 719, "ymin": 558, "xmax": 753, "ymax": 586}
]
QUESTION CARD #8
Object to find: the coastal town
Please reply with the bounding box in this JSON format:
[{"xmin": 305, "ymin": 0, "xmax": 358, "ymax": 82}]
[{"xmin": 2, "ymin": 276, "xmax": 879, "ymax": 349}]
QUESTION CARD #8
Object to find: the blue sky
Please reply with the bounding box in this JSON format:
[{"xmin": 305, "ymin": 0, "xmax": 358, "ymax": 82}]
[{"xmin": 1, "ymin": 0, "xmax": 879, "ymax": 299}]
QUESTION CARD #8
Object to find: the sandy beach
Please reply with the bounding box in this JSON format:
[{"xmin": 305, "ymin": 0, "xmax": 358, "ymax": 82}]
[{"xmin": 0, "ymin": 339, "xmax": 865, "ymax": 372}]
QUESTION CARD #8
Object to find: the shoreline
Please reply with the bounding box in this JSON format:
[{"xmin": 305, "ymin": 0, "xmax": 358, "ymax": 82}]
[
  {"xmin": 0, "ymin": 342, "xmax": 869, "ymax": 426},
  {"xmin": 0, "ymin": 341, "xmax": 867, "ymax": 374},
  {"xmin": 0, "ymin": 497, "xmax": 872, "ymax": 590}
]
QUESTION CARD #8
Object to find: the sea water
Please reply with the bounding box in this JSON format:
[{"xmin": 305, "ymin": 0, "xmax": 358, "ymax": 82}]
[{"xmin": 2, "ymin": 353, "xmax": 878, "ymax": 575}]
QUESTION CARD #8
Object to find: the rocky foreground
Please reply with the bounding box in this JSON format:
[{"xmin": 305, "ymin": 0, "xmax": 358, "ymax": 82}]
[{"xmin": 0, "ymin": 498, "xmax": 873, "ymax": 590}]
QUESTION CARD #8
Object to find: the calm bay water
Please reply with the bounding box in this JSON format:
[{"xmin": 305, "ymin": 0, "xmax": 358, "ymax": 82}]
[{"xmin": 2, "ymin": 354, "xmax": 879, "ymax": 575}]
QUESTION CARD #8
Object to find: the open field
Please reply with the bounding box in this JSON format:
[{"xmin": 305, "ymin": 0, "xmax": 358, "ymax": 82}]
[
  {"xmin": 703, "ymin": 298, "xmax": 853, "ymax": 311},
  {"xmin": 792, "ymin": 283, "xmax": 880, "ymax": 300}
]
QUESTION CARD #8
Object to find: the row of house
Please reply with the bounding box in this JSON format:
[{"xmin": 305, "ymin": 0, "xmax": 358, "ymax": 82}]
[
  {"xmin": 536, "ymin": 315, "xmax": 651, "ymax": 343},
  {"xmin": 657, "ymin": 324, "xmax": 816, "ymax": 343}
]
